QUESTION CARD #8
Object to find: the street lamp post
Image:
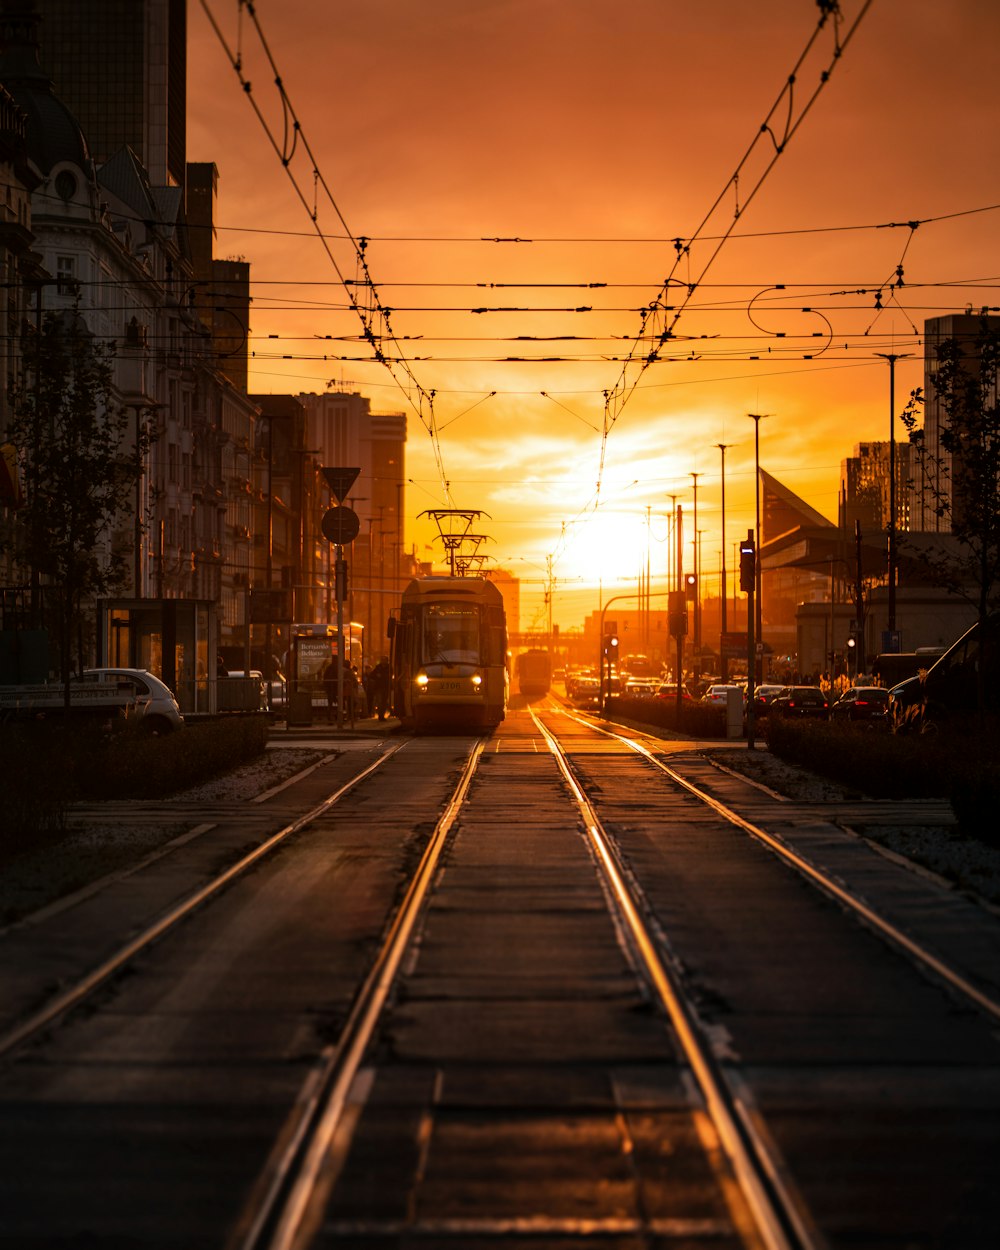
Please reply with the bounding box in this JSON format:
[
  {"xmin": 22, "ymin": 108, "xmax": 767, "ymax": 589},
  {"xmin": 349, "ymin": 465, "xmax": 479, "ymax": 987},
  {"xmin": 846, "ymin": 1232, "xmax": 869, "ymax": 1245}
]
[
  {"xmin": 665, "ymin": 493, "xmax": 679, "ymax": 588},
  {"xmin": 717, "ymin": 444, "xmax": 732, "ymax": 680},
  {"xmin": 748, "ymin": 414, "xmax": 768, "ymax": 685},
  {"xmin": 690, "ymin": 472, "xmax": 700, "ymax": 673},
  {"xmin": 875, "ymin": 352, "xmax": 911, "ymax": 636}
]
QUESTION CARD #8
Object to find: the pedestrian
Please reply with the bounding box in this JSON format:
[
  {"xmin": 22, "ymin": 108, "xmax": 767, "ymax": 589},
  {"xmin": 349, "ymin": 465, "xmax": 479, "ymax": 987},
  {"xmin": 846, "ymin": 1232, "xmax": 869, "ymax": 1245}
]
[
  {"xmin": 371, "ymin": 657, "xmax": 391, "ymax": 721},
  {"xmin": 343, "ymin": 663, "xmax": 359, "ymax": 728},
  {"xmin": 322, "ymin": 657, "xmax": 336, "ymax": 723}
]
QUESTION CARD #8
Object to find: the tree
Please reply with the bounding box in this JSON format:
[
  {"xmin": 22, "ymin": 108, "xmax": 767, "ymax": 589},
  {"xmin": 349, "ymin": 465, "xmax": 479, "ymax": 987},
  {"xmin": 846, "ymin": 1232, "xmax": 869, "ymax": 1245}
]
[
  {"xmin": 5, "ymin": 306, "xmax": 152, "ymax": 699},
  {"xmin": 900, "ymin": 319, "xmax": 1000, "ymax": 710}
]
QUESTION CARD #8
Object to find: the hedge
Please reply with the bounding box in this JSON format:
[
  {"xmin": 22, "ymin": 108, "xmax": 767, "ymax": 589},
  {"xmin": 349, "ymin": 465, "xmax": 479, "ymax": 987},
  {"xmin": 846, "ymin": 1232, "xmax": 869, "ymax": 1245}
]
[{"xmin": 0, "ymin": 716, "xmax": 269, "ymax": 854}]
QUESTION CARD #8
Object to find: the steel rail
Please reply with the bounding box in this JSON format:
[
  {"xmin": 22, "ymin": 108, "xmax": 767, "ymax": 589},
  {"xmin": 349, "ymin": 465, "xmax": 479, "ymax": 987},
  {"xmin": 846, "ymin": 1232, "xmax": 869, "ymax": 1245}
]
[
  {"xmin": 559, "ymin": 706, "xmax": 1000, "ymax": 1026},
  {"xmin": 0, "ymin": 742, "xmax": 408, "ymax": 1059},
  {"xmin": 530, "ymin": 707, "xmax": 814, "ymax": 1250},
  {"xmin": 238, "ymin": 736, "xmax": 487, "ymax": 1250}
]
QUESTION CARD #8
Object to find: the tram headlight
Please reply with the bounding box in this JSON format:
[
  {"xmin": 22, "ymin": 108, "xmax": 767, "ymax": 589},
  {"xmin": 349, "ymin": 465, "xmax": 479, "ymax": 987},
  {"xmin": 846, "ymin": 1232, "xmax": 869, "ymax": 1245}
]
[
  {"xmin": 416, "ymin": 672, "xmax": 429, "ymax": 688},
  {"xmin": 471, "ymin": 674, "xmax": 483, "ymax": 687}
]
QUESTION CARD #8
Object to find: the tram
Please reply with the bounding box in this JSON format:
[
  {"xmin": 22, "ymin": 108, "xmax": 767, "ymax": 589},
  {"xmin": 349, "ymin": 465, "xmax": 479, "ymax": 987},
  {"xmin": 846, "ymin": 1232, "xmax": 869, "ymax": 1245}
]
[
  {"xmin": 388, "ymin": 576, "xmax": 508, "ymax": 730},
  {"xmin": 515, "ymin": 648, "xmax": 551, "ymax": 698}
]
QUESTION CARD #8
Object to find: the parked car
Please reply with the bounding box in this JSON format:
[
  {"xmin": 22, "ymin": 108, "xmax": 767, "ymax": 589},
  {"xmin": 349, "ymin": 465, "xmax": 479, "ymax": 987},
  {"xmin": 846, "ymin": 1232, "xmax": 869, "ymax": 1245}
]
[
  {"xmin": 750, "ymin": 684, "xmax": 786, "ymax": 717},
  {"xmin": 889, "ymin": 612, "xmax": 1000, "ymax": 733},
  {"xmin": 571, "ymin": 677, "xmax": 600, "ymax": 709},
  {"xmin": 656, "ymin": 682, "xmax": 695, "ymax": 702},
  {"xmin": 829, "ymin": 685, "xmax": 889, "ymax": 725},
  {"xmin": 223, "ymin": 670, "xmax": 268, "ymax": 712},
  {"xmin": 770, "ymin": 686, "xmax": 829, "ymax": 719},
  {"xmin": 80, "ymin": 668, "xmax": 184, "ymax": 733},
  {"xmin": 702, "ymin": 683, "xmax": 745, "ymax": 708}
]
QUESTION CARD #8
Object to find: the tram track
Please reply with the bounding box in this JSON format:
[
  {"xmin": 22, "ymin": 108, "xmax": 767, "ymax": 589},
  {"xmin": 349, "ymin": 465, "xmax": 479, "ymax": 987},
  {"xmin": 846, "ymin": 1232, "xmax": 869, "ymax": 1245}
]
[
  {"xmin": 547, "ymin": 704, "xmax": 1000, "ymax": 1024},
  {"xmin": 235, "ymin": 738, "xmax": 486, "ymax": 1250},
  {"xmin": 242, "ymin": 709, "xmax": 814, "ymax": 1250},
  {"xmin": 0, "ymin": 742, "xmax": 408, "ymax": 1058},
  {"xmin": 223, "ymin": 702, "xmax": 1000, "ymax": 1249},
  {"xmin": 529, "ymin": 707, "xmax": 814, "ymax": 1250},
  {"xmin": 3, "ymin": 705, "xmax": 999, "ymax": 1248}
]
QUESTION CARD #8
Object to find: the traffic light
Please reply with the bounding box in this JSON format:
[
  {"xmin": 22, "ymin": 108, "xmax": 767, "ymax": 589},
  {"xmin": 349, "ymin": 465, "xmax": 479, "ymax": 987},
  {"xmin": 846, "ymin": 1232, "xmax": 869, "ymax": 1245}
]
[
  {"xmin": 739, "ymin": 535, "xmax": 755, "ymax": 593},
  {"xmin": 604, "ymin": 633, "xmax": 619, "ymax": 666},
  {"xmin": 684, "ymin": 572, "xmax": 697, "ymax": 598},
  {"xmin": 668, "ymin": 589, "xmax": 687, "ymax": 637}
]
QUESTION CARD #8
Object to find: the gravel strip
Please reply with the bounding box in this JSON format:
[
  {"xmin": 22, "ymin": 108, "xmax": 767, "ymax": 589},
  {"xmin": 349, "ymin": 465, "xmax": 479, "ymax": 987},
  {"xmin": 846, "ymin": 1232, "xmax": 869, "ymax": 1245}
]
[
  {"xmin": 0, "ymin": 748, "xmax": 328, "ymax": 928},
  {"xmin": 711, "ymin": 748, "xmax": 1000, "ymax": 908}
]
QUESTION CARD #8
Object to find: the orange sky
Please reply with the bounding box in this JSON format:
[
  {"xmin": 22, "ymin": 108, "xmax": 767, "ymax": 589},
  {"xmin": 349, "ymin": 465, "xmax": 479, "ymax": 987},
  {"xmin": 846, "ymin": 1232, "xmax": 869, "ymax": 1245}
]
[{"xmin": 187, "ymin": 1, "xmax": 1000, "ymax": 631}]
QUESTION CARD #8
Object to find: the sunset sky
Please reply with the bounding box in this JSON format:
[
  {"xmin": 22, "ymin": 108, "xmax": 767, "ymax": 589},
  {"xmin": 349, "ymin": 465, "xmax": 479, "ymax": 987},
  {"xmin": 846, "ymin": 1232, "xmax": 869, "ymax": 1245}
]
[{"xmin": 187, "ymin": 0, "xmax": 1000, "ymax": 630}]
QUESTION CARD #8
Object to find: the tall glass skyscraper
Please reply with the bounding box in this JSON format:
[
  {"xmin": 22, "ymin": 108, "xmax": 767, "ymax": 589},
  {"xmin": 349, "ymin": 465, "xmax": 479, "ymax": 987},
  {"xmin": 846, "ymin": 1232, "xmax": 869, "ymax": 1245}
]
[{"xmin": 32, "ymin": 0, "xmax": 186, "ymax": 189}]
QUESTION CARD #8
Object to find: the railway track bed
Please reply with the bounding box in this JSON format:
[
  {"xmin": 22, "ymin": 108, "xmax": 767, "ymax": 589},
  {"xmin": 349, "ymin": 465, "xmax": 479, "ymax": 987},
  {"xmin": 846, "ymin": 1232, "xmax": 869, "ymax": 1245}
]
[{"xmin": 1, "ymin": 701, "xmax": 998, "ymax": 1247}]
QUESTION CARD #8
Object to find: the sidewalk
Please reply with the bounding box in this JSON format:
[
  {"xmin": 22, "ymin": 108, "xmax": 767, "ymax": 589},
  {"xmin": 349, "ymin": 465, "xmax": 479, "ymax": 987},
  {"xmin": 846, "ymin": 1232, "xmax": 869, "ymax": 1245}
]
[{"xmin": 271, "ymin": 714, "xmax": 403, "ymax": 739}]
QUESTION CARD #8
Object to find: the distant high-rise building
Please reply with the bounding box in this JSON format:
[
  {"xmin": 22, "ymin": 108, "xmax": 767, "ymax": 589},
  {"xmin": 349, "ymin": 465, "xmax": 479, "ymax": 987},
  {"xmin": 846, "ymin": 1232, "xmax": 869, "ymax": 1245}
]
[
  {"xmin": 33, "ymin": 0, "xmax": 186, "ymax": 188},
  {"xmin": 297, "ymin": 391, "xmax": 408, "ymax": 645},
  {"xmin": 839, "ymin": 441, "xmax": 914, "ymax": 537},
  {"xmin": 922, "ymin": 312, "xmax": 1000, "ymax": 532},
  {"xmin": 187, "ymin": 162, "xmax": 250, "ymax": 393}
]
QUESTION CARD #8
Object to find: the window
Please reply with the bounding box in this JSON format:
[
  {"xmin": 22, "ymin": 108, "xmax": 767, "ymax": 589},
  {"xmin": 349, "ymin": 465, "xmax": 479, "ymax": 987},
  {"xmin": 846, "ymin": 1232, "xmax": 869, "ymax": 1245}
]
[
  {"xmin": 422, "ymin": 605, "xmax": 480, "ymax": 665},
  {"xmin": 56, "ymin": 255, "xmax": 76, "ymax": 296}
]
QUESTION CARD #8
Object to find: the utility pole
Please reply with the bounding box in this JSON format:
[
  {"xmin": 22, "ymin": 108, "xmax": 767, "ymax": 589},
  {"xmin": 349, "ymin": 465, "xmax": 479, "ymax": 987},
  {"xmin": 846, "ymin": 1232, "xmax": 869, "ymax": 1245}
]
[
  {"xmin": 875, "ymin": 352, "xmax": 910, "ymax": 638},
  {"xmin": 690, "ymin": 472, "xmax": 700, "ymax": 673},
  {"xmin": 748, "ymin": 413, "xmax": 768, "ymax": 686},
  {"xmin": 855, "ymin": 519, "xmax": 866, "ymax": 677},
  {"xmin": 718, "ymin": 444, "xmax": 732, "ymax": 680}
]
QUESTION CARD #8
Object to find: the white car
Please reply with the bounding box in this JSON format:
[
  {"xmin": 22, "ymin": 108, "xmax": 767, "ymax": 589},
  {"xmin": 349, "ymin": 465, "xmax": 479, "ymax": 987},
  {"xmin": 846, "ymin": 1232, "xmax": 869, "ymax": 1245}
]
[
  {"xmin": 702, "ymin": 683, "xmax": 745, "ymax": 707},
  {"xmin": 80, "ymin": 668, "xmax": 184, "ymax": 733}
]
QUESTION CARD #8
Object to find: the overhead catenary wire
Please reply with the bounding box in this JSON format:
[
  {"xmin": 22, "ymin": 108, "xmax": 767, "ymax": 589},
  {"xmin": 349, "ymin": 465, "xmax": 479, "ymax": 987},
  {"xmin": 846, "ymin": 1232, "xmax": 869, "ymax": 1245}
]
[
  {"xmin": 198, "ymin": 0, "xmax": 452, "ymax": 503},
  {"xmin": 599, "ymin": 1, "xmax": 876, "ymax": 452}
]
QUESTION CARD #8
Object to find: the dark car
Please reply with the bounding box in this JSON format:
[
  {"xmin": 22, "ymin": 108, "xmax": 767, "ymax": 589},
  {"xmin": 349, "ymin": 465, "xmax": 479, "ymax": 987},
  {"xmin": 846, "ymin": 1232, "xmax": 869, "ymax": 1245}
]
[
  {"xmin": 771, "ymin": 685, "xmax": 829, "ymax": 719},
  {"xmin": 888, "ymin": 613, "xmax": 1000, "ymax": 733},
  {"xmin": 829, "ymin": 685, "xmax": 889, "ymax": 726},
  {"xmin": 751, "ymin": 683, "xmax": 786, "ymax": 717}
]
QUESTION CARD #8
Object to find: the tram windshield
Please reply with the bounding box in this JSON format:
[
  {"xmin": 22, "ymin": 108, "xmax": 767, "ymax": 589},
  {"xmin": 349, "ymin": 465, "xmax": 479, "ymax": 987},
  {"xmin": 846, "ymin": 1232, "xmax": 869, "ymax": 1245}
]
[{"xmin": 423, "ymin": 604, "xmax": 480, "ymax": 664}]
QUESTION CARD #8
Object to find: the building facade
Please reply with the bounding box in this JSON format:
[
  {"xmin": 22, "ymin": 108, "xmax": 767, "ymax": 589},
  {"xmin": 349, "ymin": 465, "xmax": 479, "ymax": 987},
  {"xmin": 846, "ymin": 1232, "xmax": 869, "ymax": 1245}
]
[
  {"xmin": 920, "ymin": 312, "xmax": 1000, "ymax": 533},
  {"xmin": 0, "ymin": 3, "xmax": 262, "ymax": 667},
  {"xmin": 296, "ymin": 390, "xmax": 409, "ymax": 652},
  {"xmin": 839, "ymin": 439, "xmax": 915, "ymax": 539}
]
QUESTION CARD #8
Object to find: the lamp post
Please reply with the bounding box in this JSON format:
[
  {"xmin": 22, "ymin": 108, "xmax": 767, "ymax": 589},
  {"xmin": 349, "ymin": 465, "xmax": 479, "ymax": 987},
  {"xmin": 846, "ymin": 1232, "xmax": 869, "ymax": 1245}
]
[
  {"xmin": 717, "ymin": 444, "xmax": 732, "ymax": 680},
  {"xmin": 748, "ymin": 413, "xmax": 768, "ymax": 685},
  {"xmin": 875, "ymin": 353, "xmax": 910, "ymax": 636},
  {"xmin": 665, "ymin": 493, "xmax": 679, "ymax": 588},
  {"xmin": 690, "ymin": 473, "xmax": 700, "ymax": 672}
]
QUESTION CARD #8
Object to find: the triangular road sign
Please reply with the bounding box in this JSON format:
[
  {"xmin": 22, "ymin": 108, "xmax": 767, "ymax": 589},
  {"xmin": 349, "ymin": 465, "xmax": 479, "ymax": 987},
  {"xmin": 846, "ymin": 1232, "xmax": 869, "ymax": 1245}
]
[{"xmin": 321, "ymin": 466, "xmax": 361, "ymax": 503}]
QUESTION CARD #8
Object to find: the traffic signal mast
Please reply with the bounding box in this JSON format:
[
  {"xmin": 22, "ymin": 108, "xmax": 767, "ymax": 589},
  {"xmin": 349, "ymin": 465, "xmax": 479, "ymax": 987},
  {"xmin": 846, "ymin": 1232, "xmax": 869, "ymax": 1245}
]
[{"xmin": 740, "ymin": 529, "xmax": 757, "ymax": 750}]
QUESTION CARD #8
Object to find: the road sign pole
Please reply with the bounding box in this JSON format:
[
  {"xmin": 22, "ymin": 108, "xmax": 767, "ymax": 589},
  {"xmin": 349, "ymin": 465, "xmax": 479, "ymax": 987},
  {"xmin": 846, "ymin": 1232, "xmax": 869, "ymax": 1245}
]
[
  {"xmin": 336, "ymin": 542, "xmax": 345, "ymax": 729},
  {"xmin": 319, "ymin": 465, "xmax": 362, "ymax": 731}
]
